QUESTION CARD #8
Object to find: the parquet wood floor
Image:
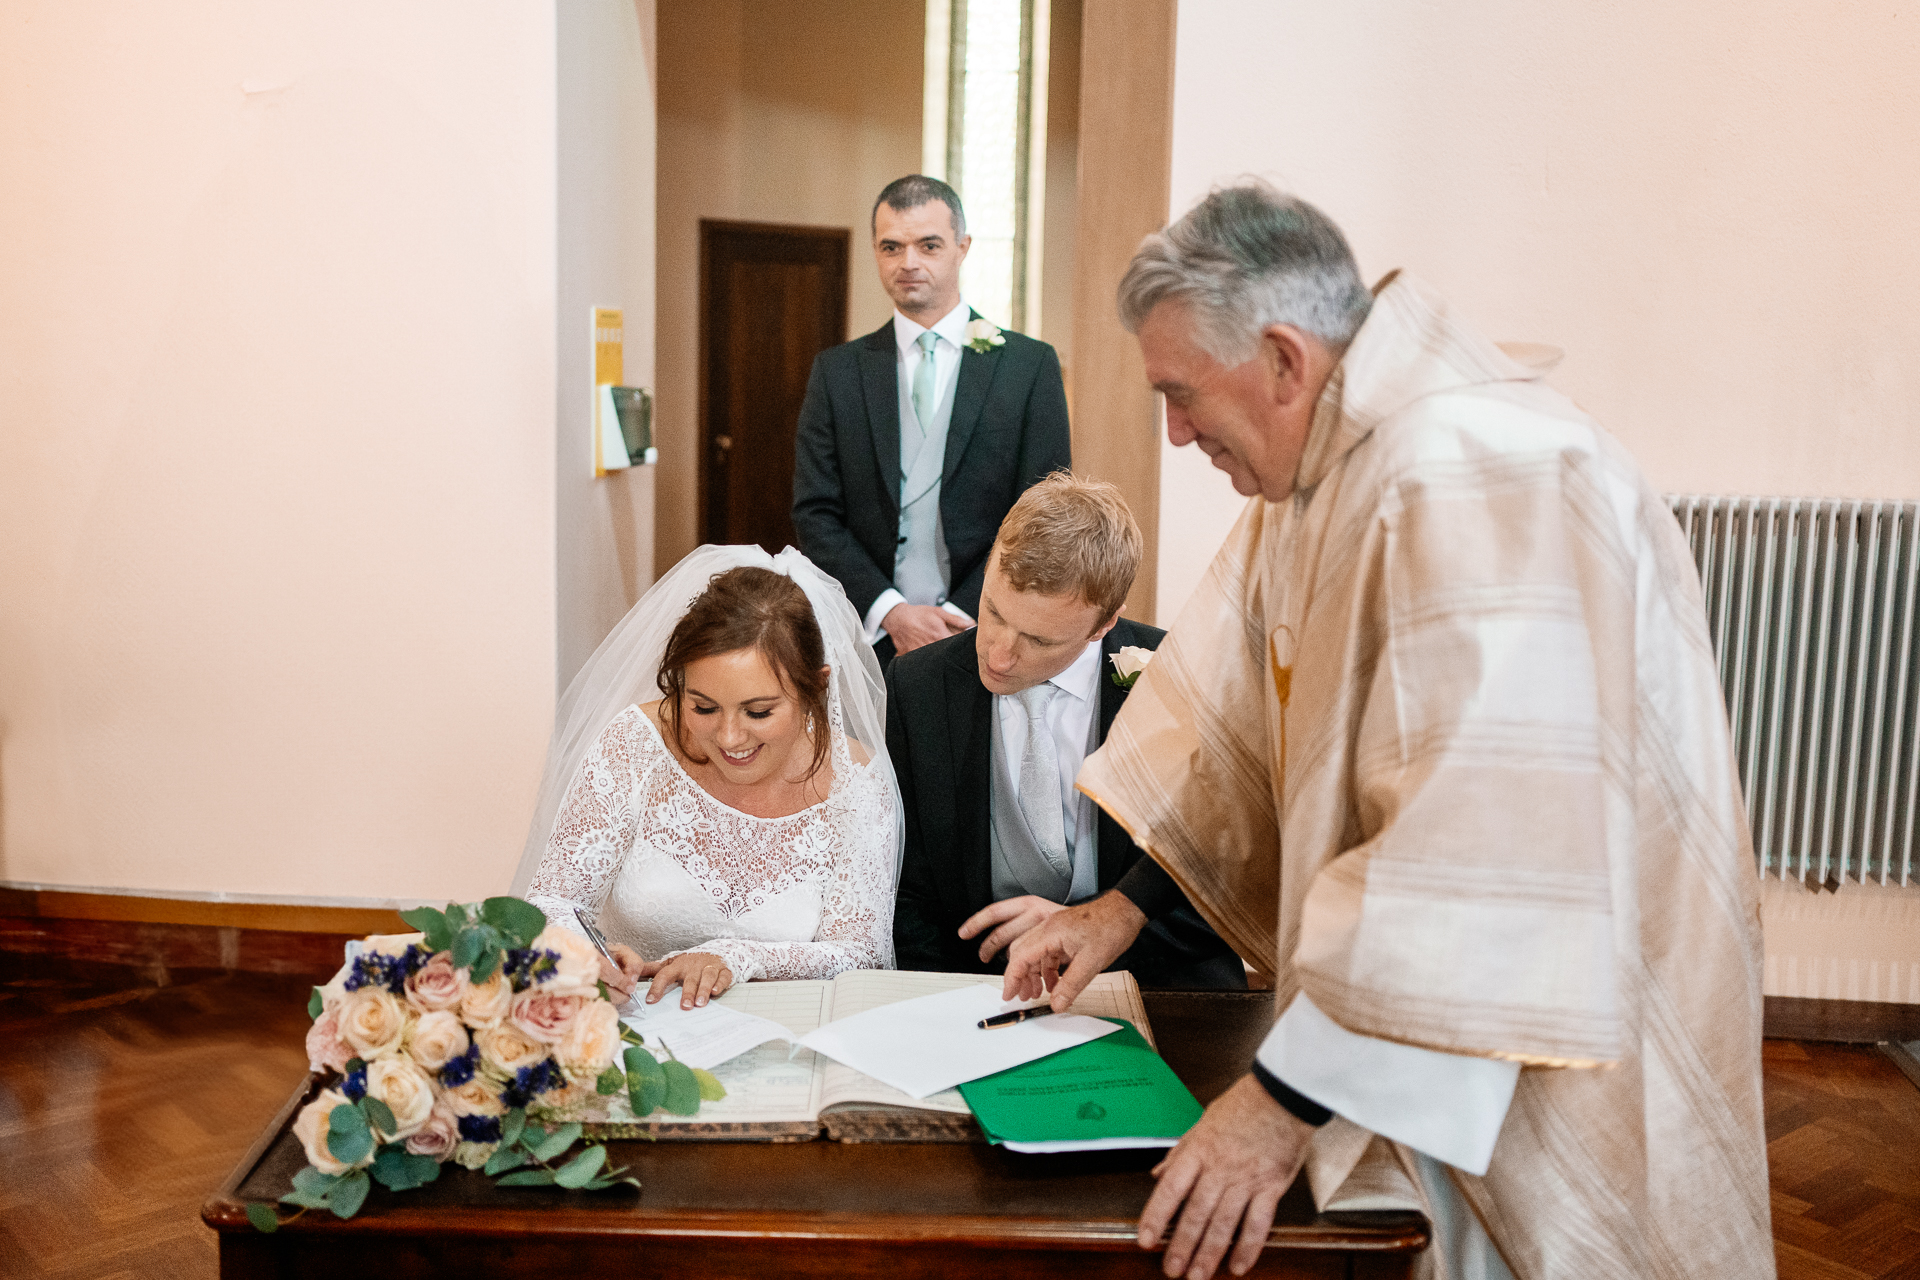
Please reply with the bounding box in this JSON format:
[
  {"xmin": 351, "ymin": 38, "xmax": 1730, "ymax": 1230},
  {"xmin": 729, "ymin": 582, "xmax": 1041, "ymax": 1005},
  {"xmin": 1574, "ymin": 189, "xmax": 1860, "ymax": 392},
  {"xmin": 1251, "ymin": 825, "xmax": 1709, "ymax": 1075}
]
[
  {"xmin": 0, "ymin": 958, "xmax": 312, "ymax": 1279},
  {"xmin": 1, "ymin": 956, "xmax": 1916, "ymax": 1278}
]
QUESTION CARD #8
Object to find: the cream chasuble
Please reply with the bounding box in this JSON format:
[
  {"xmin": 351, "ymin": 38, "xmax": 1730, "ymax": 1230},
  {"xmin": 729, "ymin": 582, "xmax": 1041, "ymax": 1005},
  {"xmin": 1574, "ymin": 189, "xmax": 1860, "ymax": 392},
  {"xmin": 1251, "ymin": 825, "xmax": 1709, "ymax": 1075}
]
[{"xmin": 1078, "ymin": 273, "xmax": 1772, "ymax": 1278}]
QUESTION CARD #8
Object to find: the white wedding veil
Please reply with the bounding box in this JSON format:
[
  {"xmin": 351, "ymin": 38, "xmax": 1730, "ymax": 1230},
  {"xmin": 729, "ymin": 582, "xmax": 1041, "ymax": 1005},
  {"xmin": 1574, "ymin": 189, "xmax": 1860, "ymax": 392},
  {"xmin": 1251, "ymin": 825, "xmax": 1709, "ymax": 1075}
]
[{"xmin": 509, "ymin": 544, "xmax": 903, "ymax": 895}]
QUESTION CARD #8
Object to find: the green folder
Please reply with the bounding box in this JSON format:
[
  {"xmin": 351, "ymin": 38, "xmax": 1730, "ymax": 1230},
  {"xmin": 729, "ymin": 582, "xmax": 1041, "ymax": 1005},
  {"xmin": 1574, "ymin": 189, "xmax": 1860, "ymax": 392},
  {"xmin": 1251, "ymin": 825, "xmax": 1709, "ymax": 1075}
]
[{"xmin": 957, "ymin": 1020, "xmax": 1203, "ymax": 1152}]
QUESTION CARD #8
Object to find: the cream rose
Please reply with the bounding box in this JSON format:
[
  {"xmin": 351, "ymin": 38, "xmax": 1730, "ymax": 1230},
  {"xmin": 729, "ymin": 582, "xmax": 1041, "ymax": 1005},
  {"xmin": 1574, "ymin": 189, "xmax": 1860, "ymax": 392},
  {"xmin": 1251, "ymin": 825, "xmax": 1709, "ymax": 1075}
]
[
  {"xmin": 556, "ymin": 999, "xmax": 622, "ymax": 1074},
  {"xmin": 1110, "ymin": 645, "xmax": 1154, "ymax": 682},
  {"xmin": 441, "ymin": 1078, "xmax": 507, "ymax": 1118},
  {"xmin": 405, "ymin": 950, "xmax": 469, "ymax": 1013},
  {"xmin": 529, "ymin": 924, "xmax": 603, "ymax": 998},
  {"xmin": 510, "ymin": 989, "xmax": 583, "ymax": 1046},
  {"xmin": 305, "ymin": 1008, "xmax": 354, "ymax": 1074},
  {"xmin": 405, "ymin": 1103, "xmax": 460, "ymax": 1162},
  {"xmin": 460, "ymin": 970, "xmax": 514, "ymax": 1029},
  {"xmin": 452, "ymin": 1141, "xmax": 498, "ymax": 1170},
  {"xmin": 477, "ymin": 1022, "xmax": 549, "ymax": 1077},
  {"xmin": 363, "ymin": 1058, "xmax": 436, "ymax": 1142},
  {"xmin": 338, "ymin": 988, "xmax": 410, "ymax": 1060},
  {"xmin": 406, "ymin": 1009, "xmax": 469, "ymax": 1072},
  {"xmin": 291, "ymin": 1088, "xmax": 371, "ymax": 1175}
]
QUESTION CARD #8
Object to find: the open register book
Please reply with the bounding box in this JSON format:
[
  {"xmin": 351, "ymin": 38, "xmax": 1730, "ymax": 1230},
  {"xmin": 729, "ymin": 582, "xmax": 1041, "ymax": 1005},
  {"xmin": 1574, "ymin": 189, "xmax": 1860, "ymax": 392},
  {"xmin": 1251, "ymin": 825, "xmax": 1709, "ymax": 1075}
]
[{"xmin": 588, "ymin": 969, "xmax": 1150, "ymax": 1143}]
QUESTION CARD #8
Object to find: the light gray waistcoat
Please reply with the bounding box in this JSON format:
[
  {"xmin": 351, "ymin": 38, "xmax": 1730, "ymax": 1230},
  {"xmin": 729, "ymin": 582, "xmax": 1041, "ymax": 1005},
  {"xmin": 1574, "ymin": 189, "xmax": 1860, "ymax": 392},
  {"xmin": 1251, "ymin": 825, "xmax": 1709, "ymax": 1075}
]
[
  {"xmin": 988, "ymin": 696, "xmax": 1102, "ymax": 905},
  {"xmin": 893, "ymin": 347, "xmax": 960, "ymax": 607}
]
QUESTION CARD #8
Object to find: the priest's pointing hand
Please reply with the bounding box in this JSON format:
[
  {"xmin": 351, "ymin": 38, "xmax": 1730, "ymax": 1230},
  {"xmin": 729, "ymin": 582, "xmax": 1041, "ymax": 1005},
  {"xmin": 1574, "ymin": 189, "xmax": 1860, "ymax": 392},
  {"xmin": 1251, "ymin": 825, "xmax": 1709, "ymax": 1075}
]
[
  {"xmin": 999, "ymin": 889, "xmax": 1147, "ymax": 1009},
  {"xmin": 1137, "ymin": 1075, "xmax": 1315, "ymax": 1279}
]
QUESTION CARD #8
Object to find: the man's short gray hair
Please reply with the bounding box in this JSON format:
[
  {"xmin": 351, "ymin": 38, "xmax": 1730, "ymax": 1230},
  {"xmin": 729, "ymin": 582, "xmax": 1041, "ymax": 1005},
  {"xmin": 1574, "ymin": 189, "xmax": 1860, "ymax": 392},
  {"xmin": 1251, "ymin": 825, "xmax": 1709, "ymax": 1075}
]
[{"xmin": 1117, "ymin": 181, "xmax": 1372, "ymax": 364}]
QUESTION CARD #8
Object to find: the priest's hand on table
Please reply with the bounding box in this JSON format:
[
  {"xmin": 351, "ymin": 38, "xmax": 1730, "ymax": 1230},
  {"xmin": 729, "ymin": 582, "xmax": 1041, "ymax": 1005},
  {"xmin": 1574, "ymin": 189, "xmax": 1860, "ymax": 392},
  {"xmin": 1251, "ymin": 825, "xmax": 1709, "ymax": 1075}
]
[
  {"xmin": 999, "ymin": 889, "xmax": 1147, "ymax": 1009},
  {"xmin": 1138, "ymin": 1074, "xmax": 1315, "ymax": 1279},
  {"xmin": 598, "ymin": 942, "xmax": 646, "ymax": 1000},
  {"xmin": 639, "ymin": 951, "xmax": 735, "ymax": 1009}
]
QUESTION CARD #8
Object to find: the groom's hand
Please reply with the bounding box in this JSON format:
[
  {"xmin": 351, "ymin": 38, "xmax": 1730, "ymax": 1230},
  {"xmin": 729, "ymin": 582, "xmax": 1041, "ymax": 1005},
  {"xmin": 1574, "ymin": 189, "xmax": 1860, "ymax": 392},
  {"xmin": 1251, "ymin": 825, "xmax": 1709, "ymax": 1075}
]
[
  {"xmin": 959, "ymin": 895, "xmax": 1066, "ymax": 964},
  {"xmin": 1001, "ymin": 890, "xmax": 1147, "ymax": 1008},
  {"xmin": 884, "ymin": 603, "xmax": 972, "ymax": 654}
]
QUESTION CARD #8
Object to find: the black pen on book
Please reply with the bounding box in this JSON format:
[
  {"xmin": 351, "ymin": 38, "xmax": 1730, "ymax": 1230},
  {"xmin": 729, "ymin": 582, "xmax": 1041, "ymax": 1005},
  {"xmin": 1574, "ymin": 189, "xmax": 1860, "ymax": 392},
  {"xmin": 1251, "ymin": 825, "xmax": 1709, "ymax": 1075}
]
[{"xmin": 978, "ymin": 1004, "xmax": 1057, "ymax": 1030}]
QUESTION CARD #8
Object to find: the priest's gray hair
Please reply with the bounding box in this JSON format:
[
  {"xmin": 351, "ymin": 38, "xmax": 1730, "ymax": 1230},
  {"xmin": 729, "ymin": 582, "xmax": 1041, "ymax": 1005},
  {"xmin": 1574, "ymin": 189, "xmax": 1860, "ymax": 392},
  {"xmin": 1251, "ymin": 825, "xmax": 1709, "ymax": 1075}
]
[{"xmin": 1117, "ymin": 181, "xmax": 1372, "ymax": 364}]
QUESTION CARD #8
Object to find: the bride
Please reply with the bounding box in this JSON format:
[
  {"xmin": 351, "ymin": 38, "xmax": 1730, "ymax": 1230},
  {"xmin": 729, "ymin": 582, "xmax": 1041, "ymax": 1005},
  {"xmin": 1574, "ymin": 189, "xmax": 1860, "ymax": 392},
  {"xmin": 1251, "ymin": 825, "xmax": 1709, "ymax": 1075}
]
[{"xmin": 511, "ymin": 546, "xmax": 899, "ymax": 1011}]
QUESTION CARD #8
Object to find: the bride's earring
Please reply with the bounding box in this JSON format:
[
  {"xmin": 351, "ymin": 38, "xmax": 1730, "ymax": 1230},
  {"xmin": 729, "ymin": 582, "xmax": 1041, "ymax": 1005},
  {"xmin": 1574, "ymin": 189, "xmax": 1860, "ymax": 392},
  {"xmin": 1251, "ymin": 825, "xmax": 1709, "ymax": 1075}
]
[{"xmin": 807, "ymin": 713, "xmax": 816, "ymax": 736}]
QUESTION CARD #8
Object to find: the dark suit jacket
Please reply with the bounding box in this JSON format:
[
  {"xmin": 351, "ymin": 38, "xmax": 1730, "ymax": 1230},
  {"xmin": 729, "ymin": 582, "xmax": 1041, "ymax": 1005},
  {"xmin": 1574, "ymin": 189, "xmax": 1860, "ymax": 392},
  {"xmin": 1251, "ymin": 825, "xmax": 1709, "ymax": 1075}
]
[
  {"xmin": 888, "ymin": 621, "xmax": 1246, "ymax": 989},
  {"xmin": 792, "ymin": 314, "xmax": 1071, "ymax": 626}
]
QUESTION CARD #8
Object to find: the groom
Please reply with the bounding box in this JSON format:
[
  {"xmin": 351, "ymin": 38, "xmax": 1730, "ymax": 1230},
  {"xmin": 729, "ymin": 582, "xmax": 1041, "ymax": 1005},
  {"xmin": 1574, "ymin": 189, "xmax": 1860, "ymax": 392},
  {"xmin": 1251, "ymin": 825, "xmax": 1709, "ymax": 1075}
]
[
  {"xmin": 792, "ymin": 175, "xmax": 1071, "ymax": 664},
  {"xmin": 887, "ymin": 474, "xmax": 1242, "ymax": 988}
]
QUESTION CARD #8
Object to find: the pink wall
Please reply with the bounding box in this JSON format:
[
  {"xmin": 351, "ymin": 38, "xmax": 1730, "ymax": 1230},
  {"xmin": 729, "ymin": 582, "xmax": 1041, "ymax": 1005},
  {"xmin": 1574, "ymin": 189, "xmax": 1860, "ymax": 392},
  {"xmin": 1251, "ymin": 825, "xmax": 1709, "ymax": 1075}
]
[
  {"xmin": 0, "ymin": 2, "xmax": 571, "ymax": 903},
  {"xmin": 1156, "ymin": 0, "xmax": 1920, "ymax": 625}
]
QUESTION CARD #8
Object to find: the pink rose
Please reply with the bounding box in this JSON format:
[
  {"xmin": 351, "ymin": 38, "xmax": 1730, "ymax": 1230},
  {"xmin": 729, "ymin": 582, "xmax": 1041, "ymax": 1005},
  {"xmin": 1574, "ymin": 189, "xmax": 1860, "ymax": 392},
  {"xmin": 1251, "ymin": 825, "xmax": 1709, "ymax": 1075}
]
[
  {"xmin": 510, "ymin": 989, "xmax": 583, "ymax": 1045},
  {"xmin": 305, "ymin": 1008, "xmax": 353, "ymax": 1074},
  {"xmin": 405, "ymin": 1103, "xmax": 461, "ymax": 1162},
  {"xmin": 405, "ymin": 950, "xmax": 469, "ymax": 1013}
]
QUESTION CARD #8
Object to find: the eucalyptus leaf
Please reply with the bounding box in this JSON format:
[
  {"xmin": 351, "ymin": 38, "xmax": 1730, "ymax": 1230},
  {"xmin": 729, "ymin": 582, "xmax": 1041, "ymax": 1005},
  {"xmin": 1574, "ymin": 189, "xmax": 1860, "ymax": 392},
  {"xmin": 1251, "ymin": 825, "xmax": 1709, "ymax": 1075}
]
[
  {"xmin": 595, "ymin": 1065, "xmax": 626, "ymax": 1096},
  {"xmin": 469, "ymin": 945, "xmax": 501, "ymax": 984},
  {"xmin": 361, "ymin": 1097, "xmax": 397, "ymax": 1138},
  {"xmin": 661, "ymin": 1060, "xmax": 701, "ymax": 1116},
  {"xmin": 446, "ymin": 901, "xmax": 470, "ymax": 931},
  {"xmin": 291, "ymin": 1166, "xmax": 341, "ymax": 1197},
  {"xmin": 327, "ymin": 1104, "xmax": 373, "ymax": 1165},
  {"xmin": 625, "ymin": 1045, "xmax": 667, "ymax": 1116},
  {"xmin": 451, "ymin": 925, "xmax": 485, "ymax": 970},
  {"xmin": 691, "ymin": 1068, "xmax": 727, "ymax": 1102},
  {"xmin": 344, "ymin": 1057, "xmax": 366, "ymax": 1075},
  {"xmin": 279, "ymin": 1188, "xmax": 331, "ymax": 1210},
  {"xmin": 500, "ymin": 1107, "xmax": 528, "ymax": 1148},
  {"xmin": 530, "ymin": 1121, "xmax": 582, "ymax": 1163},
  {"xmin": 407, "ymin": 1153, "xmax": 442, "ymax": 1185},
  {"xmin": 399, "ymin": 906, "xmax": 451, "ymax": 952},
  {"xmin": 496, "ymin": 1168, "xmax": 558, "ymax": 1187},
  {"xmin": 246, "ymin": 1202, "xmax": 280, "ymax": 1233},
  {"xmin": 481, "ymin": 896, "xmax": 548, "ymax": 947},
  {"xmin": 485, "ymin": 1146, "xmax": 530, "ymax": 1176},
  {"xmin": 370, "ymin": 1145, "xmax": 429, "ymax": 1191},
  {"xmin": 307, "ymin": 987, "xmax": 325, "ymax": 1020},
  {"xmin": 328, "ymin": 1169, "xmax": 371, "ymax": 1219},
  {"xmin": 553, "ymin": 1144, "xmax": 607, "ymax": 1189}
]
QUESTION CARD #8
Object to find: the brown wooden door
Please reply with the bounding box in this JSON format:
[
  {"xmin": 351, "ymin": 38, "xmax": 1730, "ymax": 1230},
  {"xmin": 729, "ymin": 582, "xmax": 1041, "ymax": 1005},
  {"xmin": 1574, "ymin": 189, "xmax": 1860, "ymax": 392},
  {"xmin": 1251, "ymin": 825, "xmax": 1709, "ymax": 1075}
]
[{"xmin": 699, "ymin": 220, "xmax": 850, "ymax": 553}]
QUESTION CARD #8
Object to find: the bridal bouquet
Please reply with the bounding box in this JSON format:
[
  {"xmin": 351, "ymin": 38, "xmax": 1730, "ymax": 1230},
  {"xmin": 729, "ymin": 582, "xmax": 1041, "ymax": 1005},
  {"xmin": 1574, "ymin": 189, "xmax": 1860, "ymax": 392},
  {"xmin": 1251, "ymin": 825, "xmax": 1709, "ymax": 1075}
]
[{"xmin": 246, "ymin": 896, "xmax": 723, "ymax": 1232}]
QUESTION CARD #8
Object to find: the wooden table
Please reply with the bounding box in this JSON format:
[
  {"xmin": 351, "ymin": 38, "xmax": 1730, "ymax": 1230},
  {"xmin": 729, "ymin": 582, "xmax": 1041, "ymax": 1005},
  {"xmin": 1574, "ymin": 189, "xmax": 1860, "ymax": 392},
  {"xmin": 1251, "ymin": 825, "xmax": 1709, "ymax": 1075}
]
[{"xmin": 204, "ymin": 990, "xmax": 1427, "ymax": 1277}]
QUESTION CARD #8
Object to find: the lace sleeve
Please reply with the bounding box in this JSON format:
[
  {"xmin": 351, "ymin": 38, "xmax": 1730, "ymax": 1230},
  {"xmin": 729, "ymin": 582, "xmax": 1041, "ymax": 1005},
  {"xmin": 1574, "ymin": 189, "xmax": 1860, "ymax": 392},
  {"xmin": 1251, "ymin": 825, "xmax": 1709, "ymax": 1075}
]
[
  {"xmin": 666, "ymin": 765, "xmax": 898, "ymax": 983},
  {"xmin": 524, "ymin": 708, "xmax": 650, "ymax": 937}
]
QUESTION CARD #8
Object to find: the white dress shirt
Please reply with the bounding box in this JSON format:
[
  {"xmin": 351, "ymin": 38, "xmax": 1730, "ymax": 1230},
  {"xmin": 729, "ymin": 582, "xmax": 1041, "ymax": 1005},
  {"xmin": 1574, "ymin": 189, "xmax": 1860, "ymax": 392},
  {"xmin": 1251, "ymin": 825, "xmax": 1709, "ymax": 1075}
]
[
  {"xmin": 863, "ymin": 300, "xmax": 976, "ymax": 644},
  {"xmin": 994, "ymin": 640, "xmax": 1103, "ymax": 857}
]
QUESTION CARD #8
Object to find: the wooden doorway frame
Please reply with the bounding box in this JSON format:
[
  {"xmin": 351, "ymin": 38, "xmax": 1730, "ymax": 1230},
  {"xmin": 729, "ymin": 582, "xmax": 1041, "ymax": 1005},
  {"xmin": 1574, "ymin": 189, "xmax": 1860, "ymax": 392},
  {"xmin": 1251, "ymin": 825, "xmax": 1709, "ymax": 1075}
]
[{"xmin": 695, "ymin": 219, "xmax": 850, "ymax": 550}]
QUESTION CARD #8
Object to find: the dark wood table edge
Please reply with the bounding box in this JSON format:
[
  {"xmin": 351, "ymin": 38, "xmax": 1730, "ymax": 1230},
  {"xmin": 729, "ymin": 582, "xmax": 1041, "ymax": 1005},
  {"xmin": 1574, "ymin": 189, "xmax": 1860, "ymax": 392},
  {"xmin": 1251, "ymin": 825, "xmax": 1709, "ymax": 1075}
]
[{"xmin": 204, "ymin": 1076, "xmax": 1428, "ymax": 1257}]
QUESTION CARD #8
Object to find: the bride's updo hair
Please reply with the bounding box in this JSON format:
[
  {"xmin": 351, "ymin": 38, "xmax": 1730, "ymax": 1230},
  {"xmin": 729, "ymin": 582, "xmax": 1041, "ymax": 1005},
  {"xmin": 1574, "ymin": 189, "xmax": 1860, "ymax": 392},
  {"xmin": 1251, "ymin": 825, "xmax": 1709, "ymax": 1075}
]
[{"xmin": 658, "ymin": 566, "xmax": 832, "ymax": 780}]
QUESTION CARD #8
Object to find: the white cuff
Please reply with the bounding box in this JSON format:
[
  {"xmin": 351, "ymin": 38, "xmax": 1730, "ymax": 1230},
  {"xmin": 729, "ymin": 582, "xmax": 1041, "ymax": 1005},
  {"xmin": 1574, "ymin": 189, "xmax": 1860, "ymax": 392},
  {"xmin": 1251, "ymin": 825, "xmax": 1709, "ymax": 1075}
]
[
  {"xmin": 939, "ymin": 600, "xmax": 975, "ymax": 626},
  {"xmin": 863, "ymin": 589, "xmax": 907, "ymax": 645},
  {"xmin": 1256, "ymin": 994, "xmax": 1518, "ymax": 1177}
]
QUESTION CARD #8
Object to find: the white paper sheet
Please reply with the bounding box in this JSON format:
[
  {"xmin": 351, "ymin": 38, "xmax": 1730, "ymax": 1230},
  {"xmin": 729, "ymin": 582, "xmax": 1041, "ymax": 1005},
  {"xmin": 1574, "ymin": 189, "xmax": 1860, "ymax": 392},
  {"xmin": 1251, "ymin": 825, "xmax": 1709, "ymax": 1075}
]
[
  {"xmin": 620, "ymin": 996, "xmax": 796, "ymax": 1071},
  {"xmin": 796, "ymin": 984, "xmax": 1123, "ymax": 1100}
]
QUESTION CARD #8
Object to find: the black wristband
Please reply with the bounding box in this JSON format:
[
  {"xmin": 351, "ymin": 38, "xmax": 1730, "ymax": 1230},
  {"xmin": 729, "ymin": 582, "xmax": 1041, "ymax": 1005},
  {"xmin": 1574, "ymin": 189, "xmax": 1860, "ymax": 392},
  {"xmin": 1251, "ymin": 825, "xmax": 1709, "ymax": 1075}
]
[{"xmin": 1251, "ymin": 1061, "xmax": 1334, "ymax": 1127}]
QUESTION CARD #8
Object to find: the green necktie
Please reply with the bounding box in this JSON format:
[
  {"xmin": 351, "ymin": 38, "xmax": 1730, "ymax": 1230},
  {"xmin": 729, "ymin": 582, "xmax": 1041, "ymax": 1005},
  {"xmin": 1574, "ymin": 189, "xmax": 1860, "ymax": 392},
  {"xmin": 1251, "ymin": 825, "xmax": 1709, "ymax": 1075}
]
[{"xmin": 911, "ymin": 330, "xmax": 938, "ymax": 433}]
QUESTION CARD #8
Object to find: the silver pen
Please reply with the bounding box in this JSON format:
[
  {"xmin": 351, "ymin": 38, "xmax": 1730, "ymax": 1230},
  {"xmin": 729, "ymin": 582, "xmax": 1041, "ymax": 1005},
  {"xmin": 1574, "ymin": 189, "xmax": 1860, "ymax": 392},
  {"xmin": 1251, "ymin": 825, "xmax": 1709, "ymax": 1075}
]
[{"xmin": 573, "ymin": 906, "xmax": 622, "ymax": 969}]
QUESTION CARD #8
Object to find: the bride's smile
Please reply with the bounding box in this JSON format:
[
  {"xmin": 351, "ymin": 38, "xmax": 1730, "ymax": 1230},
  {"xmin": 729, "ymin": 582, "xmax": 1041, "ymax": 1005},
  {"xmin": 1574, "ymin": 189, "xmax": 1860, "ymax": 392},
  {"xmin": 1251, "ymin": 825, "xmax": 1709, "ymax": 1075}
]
[{"xmin": 672, "ymin": 646, "xmax": 829, "ymax": 804}]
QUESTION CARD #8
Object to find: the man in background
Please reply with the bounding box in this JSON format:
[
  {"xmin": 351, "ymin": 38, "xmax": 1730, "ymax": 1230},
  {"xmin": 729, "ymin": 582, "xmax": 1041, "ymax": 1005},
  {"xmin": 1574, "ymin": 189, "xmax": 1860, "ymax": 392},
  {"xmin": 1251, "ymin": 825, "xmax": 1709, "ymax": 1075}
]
[
  {"xmin": 888, "ymin": 473, "xmax": 1241, "ymax": 989},
  {"xmin": 793, "ymin": 175, "xmax": 1071, "ymax": 664},
  {"xmin": 1003, "ymin": 184, "xmax": 1772, "ymax": 1280}
]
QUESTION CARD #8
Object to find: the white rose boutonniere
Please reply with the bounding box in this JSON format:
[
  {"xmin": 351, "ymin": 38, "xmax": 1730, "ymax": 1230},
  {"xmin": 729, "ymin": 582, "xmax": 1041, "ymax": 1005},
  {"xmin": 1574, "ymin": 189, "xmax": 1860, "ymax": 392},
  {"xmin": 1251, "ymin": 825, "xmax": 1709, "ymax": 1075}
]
[
  {"xmin": 1109, "ymin": 645, "xmax": 1154, "ymax": 689},
  {"xmin": 964, "ymin": 317, "xmax": 1007, "ymax": 354}
]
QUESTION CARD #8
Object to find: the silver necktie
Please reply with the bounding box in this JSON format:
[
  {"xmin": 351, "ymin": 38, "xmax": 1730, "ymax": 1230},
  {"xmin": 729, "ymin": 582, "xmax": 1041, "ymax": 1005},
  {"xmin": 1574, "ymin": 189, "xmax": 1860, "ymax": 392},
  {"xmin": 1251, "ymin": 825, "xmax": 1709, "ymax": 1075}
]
[
  {"xmin": 1013, "ymin": 683, "xmax": 1071, "ymax": 878},
  {"xmin": 910, "ymin": 330, "xmax": 938, "ymax": 433}
]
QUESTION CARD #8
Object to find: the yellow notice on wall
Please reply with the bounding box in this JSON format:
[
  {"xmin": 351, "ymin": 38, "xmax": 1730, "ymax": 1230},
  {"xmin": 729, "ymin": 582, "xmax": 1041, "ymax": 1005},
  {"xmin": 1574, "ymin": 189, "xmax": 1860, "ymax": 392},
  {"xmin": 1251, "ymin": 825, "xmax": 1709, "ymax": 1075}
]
[{"xmin": 592, "ymin": 307, "xmax": 629, "ymax": 476}]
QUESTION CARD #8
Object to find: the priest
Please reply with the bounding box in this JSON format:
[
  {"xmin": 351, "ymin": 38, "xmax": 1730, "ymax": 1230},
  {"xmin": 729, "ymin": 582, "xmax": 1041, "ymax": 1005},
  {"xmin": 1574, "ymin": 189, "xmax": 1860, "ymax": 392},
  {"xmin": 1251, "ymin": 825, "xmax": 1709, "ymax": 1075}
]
[{"xmin": 1000, "ymin": 182, "xmax": 1772, "ymax": 1280}]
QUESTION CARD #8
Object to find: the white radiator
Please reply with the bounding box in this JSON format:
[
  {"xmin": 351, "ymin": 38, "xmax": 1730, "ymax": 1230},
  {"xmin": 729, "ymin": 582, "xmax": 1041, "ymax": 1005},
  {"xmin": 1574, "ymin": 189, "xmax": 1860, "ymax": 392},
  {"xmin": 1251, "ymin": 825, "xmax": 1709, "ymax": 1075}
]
[{"xmin": 1670, "ymin": 496, "xmax": 1920, "ymax": 886}]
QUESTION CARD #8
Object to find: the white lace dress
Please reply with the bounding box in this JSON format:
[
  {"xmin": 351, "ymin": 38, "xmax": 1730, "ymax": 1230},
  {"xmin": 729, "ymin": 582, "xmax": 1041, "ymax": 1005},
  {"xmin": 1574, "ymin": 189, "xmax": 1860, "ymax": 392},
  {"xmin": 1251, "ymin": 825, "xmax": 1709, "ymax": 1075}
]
[{"xmin": 524, "ymin": 705, "xmax": 896, "ymax": 982}]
